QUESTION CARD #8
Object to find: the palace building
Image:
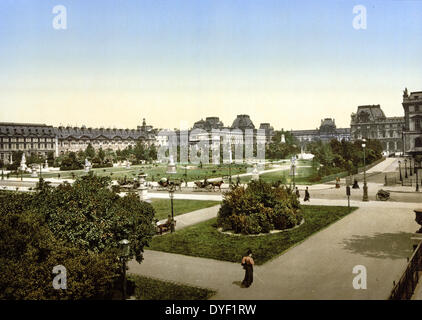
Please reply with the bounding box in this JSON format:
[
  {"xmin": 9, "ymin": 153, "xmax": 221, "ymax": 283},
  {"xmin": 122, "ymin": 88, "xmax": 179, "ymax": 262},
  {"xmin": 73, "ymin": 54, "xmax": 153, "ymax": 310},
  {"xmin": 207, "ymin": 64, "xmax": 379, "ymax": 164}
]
[
  {"xmin": 291, "ymin": 118, "xmax": 350, "ymax": 144},
  {"xmin": 402, "ymin": 88, "xmax": 422, "ymax": 156},
  {"xmin": 350, "ymin": 105, "xmax": 405, "ymax": 153},
  {"xmin": 0, "ymin": 119, "xmax": 156, "ymax": 164}
]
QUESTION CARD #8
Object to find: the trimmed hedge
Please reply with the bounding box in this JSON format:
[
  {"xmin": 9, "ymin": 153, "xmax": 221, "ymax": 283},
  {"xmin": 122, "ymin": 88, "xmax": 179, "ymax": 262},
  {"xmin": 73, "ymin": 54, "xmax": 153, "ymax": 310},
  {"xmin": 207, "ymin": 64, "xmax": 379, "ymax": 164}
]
[{"xmin": 217, "ymin": 180, "xmax": 302, "ymax": 235}]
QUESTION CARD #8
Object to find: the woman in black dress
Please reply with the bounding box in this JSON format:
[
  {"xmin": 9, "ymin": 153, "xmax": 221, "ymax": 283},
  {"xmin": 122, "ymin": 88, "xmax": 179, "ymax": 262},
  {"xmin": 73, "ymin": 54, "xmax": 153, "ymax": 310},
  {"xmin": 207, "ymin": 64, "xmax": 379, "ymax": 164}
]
[
  {"xmin": 241, "ymin": 249, "xmax": 254, "ymax": 288},
  {"xmin": 304, "ymin": 186, "xmax": 310, "ymax": 202}
]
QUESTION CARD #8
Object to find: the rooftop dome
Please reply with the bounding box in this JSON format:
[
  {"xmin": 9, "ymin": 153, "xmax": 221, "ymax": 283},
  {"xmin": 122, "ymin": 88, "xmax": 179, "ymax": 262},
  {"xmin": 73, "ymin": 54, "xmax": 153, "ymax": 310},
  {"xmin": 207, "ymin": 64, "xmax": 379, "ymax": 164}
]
[{"xmin": 231, "ymin": 114, "xmax": 255, "ymax": 130}]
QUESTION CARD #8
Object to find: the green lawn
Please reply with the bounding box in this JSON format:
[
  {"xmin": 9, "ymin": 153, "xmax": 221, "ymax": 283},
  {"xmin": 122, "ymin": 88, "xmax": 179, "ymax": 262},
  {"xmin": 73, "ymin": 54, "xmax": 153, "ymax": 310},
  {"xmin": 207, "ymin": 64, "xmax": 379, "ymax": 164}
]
[
  {"xmin": 127, "ymin": 274, "xmax": 215, "ymax": 300},
  {"xmin": 148, "ymin": 205, "xmax": 357, "ymax": 265},
  {"xmin": 24, "ymin": 163, "xmax": 250, "ymax": 182},
  {"xmin": 239, "ymin": 165, "xmax": 318, "ymax": 185},
  {"xmin": 151, "ymin": 199, "xmax": 221, "ymax": 220}
]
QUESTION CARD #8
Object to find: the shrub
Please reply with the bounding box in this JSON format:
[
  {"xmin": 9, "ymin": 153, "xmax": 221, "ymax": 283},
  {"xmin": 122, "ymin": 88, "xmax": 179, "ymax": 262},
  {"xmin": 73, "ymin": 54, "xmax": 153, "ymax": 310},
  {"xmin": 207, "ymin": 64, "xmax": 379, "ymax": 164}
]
[{"xmin": 217, "ymin": 180, "xmax": 301, "ymax": 234}]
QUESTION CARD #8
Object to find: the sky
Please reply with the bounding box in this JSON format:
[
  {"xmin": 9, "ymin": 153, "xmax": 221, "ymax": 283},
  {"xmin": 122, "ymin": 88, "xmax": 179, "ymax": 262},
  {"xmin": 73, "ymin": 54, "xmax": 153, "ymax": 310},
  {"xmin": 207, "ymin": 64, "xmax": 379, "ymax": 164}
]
[{"xmin": 0, "ymin": 0, "xmax": 421, "ymax": 130}]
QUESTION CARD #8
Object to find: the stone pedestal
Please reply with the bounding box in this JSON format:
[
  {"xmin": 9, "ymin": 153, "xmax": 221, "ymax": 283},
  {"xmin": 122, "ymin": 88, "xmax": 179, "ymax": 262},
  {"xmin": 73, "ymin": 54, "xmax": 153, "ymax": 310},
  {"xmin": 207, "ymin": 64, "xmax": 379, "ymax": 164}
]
[
  {"xmin": 31, "ymin": 168, "xmax": 38, "ymax": 178},
  {"xmin": 251, "ymin": 163, "xmax": 260, "ymax": 181},
  {"xmin": 138, "ymin": 173, "xmax": 149, "ymax": 201},
  {"xmin": 43, "ymin": 160, "xmax": 49, "ymax": 173},
  {"xmin": 166, "ymin": 155, "xmax": 177, "ymax": 174}
]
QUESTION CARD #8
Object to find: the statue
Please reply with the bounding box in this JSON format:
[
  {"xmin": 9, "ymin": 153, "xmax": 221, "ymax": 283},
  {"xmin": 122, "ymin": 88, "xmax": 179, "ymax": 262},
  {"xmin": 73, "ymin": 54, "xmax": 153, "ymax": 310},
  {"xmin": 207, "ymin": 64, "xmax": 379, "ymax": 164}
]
[
  {"xmin": 251, "ymin": 163, "xmax": 260, "ymax": 181},
  {"xmin": 281, "ymin": 134, "xmax": 286, "ymax": 143},
  {"xmin": 166, "ymin": 155, "xmax": 177, "ymax": 174},
  {"xmin": 19, "ymin": 153, "xmax": 27, "ymax": 172},
  {"xmin": 404, "ymin": 87, "xmax": 409, "ymax": 98},
  {"xmin": 84, "ymin": 158, "xmax": 92, "ymax": 173}
]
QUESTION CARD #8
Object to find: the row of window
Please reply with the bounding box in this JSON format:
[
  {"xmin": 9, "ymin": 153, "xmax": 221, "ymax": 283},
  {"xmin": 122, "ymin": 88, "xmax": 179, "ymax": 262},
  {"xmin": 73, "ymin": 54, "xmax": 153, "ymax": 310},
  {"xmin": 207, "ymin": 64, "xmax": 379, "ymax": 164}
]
[
  {"xmin": 0, "ymin": 137, "xmax": 54, "ymax": 143},
  {"xmin": 0, "ymin": 144, "xmax": 53, "ymax": 150}
]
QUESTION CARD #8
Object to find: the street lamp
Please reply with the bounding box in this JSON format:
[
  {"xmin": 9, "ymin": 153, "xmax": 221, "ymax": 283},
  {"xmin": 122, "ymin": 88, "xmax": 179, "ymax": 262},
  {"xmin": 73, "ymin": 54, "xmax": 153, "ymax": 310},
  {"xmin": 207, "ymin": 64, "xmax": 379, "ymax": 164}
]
[
  {"xmin": 398, "ymin": 160, "xmax": 403, "ymax": 183},
  {"xmin": 119, "ymin": 239, "xmax": 130, "ymax": 300},
  {"xmin": 291, "ymin": 155, "xmax": 296, "ymax": 188},
  {"xmin": 405, "ymin": 159, "xmax": 408, "ymax": 179},
  {"xmin": 168, "ymin": 186, "xmax": 175, "ymax": 233},
  {"xmin": 228, "ymin": 148, "xmax": 232, "ymax": 186},
  {"xmin": 415, "ymin": 158, "xmax": 420, "ymax": 192},
  {"xmin": 410, "ymin": 158, "xmax": 413, "ymax": 177},
  {"xmin": 362, "ymin": 139, "xmax": 368, "ymax": 201}
]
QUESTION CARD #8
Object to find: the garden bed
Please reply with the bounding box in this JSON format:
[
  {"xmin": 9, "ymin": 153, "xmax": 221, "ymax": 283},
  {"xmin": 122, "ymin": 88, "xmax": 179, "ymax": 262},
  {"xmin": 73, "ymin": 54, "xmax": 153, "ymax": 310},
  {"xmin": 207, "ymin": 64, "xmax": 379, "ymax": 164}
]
[{"xmin": 148, "ymin": 205, "xmax": 357, "ymax": 265}]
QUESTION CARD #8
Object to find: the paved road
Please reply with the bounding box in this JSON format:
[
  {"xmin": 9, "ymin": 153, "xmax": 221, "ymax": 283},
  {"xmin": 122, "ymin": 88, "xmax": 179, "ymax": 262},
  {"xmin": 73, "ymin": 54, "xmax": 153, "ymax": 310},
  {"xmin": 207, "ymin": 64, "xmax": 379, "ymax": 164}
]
[{"xmin": 129, "ymin": 197, "xmax": 419, "ymax": 299}]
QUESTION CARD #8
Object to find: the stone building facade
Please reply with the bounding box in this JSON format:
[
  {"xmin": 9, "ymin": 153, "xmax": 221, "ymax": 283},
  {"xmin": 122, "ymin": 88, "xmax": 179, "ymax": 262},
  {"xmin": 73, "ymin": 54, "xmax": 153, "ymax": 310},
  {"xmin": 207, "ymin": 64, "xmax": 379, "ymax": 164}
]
[
  {"xmin": 350, "ymin": 105, "xmax": 404, "ymax": 153},
  {"xmin": 0, "ymin": 123, "xmax": 56, "ymax": 164},
  {"xmin": 291, "ymin": 118, "xmax": 350, "ymax": 144},
  {"xmin": 0, "ymin": 119, "xmax": 156, "ymax": 164},
  {"xmin": 402, "ymin": 88, "xmax": 422, "ymax": 156}
]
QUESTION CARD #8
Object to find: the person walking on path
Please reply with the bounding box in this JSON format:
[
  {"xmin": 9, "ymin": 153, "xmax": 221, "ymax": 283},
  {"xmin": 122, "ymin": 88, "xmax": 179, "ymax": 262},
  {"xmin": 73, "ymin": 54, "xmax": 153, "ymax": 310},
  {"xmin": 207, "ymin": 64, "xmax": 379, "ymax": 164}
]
[
  {"xmin": 304, "ymin": 186, "xmax": 310, "ymax": 202},
  {"xmin": 241, "ymin": 249, "xmax": 254, "ymax": 288},
  {"xmin": 295, "ymin": 187, "xmax": 300, "ymax": 199}
]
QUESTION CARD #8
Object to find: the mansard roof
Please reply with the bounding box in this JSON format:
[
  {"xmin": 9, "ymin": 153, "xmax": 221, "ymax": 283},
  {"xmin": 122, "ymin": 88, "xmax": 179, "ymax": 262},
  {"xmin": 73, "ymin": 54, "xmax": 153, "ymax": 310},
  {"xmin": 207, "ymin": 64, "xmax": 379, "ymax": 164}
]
[
  {"xmin": 0, "ymin": 122, "xmax": 55, "ymax": 137},
  {"xmin": 54, "ymin": 126, "xmax": 147, "ymax": 140}
]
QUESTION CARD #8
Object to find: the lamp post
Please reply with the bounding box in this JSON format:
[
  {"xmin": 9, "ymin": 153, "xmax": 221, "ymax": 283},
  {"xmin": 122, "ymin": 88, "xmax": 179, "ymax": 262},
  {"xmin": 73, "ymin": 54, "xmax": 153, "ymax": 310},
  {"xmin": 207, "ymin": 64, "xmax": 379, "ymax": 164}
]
[
  {"xmin": 39, "ymin": 158, "xmax": 42, "ymax": 179},
  {"xmin": 119, "ymin": 239, "xmax": 130, "ymax": 300},
  {"xmin": 291, "ymin": 155, "xmax": 296, "ymax": 188},
  {"xmin": 228, "ymin": 148, "xmax": 232, "ymax": 186},
  {"xmin": 415, "ymin": 158, "xmax": 420, "ymax": 192},
  {"xmin": 405, "ymin": 159, "xmax": 408, "ymax": 179},
  {"xmin": 410, "ymin": 158, "xmax": 413, "ymax": 177},
  {"xmin": 398, "ymin": 160, "xmax": 403, "ymax": 183},
  {"xmin": 168, "ymin": 186, "xmax": 175, "ymax": 233},
  {"xmin": 362, "ymin": 139, "xmax": 368, "ymax": 202}
]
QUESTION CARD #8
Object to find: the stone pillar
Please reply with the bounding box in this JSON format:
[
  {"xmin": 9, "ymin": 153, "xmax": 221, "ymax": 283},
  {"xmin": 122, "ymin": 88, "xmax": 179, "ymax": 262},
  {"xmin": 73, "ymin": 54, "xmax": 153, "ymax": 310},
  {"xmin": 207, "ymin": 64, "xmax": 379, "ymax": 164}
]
[
  {"xmin": 251, "ymin": 163, "xmax": 260, "ymax": 181},
  {"xmin": 138, "ymin": 173, "xmax": 149, "ymax": 201}
]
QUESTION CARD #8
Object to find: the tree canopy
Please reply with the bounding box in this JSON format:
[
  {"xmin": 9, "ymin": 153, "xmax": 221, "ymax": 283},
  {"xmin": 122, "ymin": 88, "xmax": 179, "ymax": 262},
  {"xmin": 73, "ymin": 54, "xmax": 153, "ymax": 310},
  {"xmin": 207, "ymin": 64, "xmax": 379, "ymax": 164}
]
[{"xmin": 0, "ymin": 174, "xmax": 156, "ymax": 299}]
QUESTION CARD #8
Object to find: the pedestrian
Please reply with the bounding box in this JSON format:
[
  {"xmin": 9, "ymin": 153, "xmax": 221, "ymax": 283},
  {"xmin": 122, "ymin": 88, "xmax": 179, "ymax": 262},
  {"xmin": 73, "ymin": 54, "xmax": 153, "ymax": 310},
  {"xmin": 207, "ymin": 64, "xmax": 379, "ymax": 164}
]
[
  {"xmin": 304, "ymin": 186, "xmax": 310, "ymax": 202},
  {"xmin": 295, "ymin": 187, "xmax": 300, "ymax": 199},
  {"xmin": 241, "ymin": 249, "xmax": 254, "ymax": 288}
]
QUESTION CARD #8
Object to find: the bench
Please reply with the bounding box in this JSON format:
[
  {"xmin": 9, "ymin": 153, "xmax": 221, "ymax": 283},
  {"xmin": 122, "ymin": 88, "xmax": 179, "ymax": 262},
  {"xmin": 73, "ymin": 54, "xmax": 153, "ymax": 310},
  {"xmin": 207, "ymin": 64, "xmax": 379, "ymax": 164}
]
[{"xmin": 156, "ymin": 220, "xmax": 176, "ymax": 235}]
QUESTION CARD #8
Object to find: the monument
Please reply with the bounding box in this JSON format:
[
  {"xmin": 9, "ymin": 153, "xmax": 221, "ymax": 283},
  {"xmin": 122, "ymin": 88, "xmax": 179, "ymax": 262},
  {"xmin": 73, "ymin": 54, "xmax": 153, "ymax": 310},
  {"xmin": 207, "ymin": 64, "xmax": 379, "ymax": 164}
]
[
  {"xmin": 281, "ymin": 134, "xmax": 286, "ymax": 143},
  {"xmin": 251, "ymin": 163, "xmax": 260, "ymax": 181},
  {"xmin": 84, "ymin": 158, "xmax": 92, "ymax": 173},
  {"xmin": 166, "ymin": 155, "xmax": 177, "ymax": 174},
  {"xmin": 137, "ymin": 172, "xmax": 149, "ymax": 201},
  {"xmin": 19, "ymin": 154, "xmax": 27, "ymax": 172},
  {"xmin": 31, "ymin": 166, "xmax": 38, "ymax": 178},
  {"xmin": 43, "ymin": 160, "xmax": 49, "ymax": 172}
]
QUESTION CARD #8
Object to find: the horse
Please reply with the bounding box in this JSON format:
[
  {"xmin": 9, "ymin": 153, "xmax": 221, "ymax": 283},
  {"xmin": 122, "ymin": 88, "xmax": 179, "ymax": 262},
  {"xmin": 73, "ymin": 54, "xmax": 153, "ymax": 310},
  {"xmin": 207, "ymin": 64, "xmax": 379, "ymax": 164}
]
[{"xmin": 210, "ymin": 180, "xmax": 224, "ymax": 191}]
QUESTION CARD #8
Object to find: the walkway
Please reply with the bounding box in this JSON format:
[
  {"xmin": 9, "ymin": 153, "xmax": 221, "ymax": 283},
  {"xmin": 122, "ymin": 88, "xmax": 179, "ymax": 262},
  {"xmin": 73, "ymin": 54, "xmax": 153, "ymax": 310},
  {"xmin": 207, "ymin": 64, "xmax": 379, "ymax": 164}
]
[{"xmin": 129, "ymin": 198, "xmax": 418, "ymax": 299}]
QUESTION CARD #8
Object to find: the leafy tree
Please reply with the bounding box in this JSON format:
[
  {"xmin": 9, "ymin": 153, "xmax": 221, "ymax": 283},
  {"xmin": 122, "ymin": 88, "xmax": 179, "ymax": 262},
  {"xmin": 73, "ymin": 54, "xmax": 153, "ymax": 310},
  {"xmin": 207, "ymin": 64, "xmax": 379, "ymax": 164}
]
[
  {"xmin": 60, "ymin": 152, "xmax": 83, "ymax": 171},
  {"xmin": 266, "ymin": 130, "xmax": 300, "ymax": 160},
  {"xmin": 0, "ymin": 174, "xmax": 156, "ymax": 299},
  {"xmin": 85, "ymin": 143, "xmax": 96, "ymax": 159}
]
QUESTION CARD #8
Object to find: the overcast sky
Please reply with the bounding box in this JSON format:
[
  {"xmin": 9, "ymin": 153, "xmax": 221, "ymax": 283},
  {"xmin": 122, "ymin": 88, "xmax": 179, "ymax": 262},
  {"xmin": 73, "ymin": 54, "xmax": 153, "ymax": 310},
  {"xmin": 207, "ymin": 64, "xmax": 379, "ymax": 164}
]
[{"xmin": 0, "ymin": 0, "xmax": 421, "ymax": 130}]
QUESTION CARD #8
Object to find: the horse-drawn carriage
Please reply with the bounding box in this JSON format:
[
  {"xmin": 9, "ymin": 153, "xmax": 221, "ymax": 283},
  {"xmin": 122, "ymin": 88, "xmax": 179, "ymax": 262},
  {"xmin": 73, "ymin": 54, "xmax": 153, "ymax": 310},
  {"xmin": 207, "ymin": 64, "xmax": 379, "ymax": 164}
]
[
  {"xmin": 157, "ymin": 177, "xmax": 182, "ymax": 191},
  {"xmin": 376, "ymin": 189, "xmax": 390, "ymax": 201},
  {"xmin": 193, "ymin": 179, "xmax": 224, "ymax": 192}
]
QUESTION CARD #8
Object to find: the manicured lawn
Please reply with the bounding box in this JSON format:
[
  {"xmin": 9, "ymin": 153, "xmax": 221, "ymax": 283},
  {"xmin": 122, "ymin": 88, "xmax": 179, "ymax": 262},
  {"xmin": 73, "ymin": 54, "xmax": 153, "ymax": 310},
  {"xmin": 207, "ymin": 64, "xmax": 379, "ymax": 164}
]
[
  {"xmin": 151, "ymin": 199, "xmax": 221, "ymax": 220},
  {"xmin": 23, "ymin": 163, "xmax": 250, "ymax": 182},
  {"xmin": 148, "ymin": 205, "xmax": 357, "ymax": 265},
  {"xmin": 127, "ymin": 274, "xmax": 215, "ymax": 300},
  {"xmin": 239, "ymin": 165, "xmax": 318, "ymax": 185}
]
